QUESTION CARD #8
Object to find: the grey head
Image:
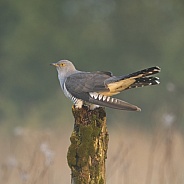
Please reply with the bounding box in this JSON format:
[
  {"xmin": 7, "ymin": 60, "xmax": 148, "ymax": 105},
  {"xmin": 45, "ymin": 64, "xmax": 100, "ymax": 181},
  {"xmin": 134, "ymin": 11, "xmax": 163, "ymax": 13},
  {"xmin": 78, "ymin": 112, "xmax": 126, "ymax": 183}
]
[
  {"xmin": 51, "ymin": 60, "xmax": 78, "ymax": 89},
  {"xmin": 51, "ymin": 60, "xmax": 77, "ymax": 77}
]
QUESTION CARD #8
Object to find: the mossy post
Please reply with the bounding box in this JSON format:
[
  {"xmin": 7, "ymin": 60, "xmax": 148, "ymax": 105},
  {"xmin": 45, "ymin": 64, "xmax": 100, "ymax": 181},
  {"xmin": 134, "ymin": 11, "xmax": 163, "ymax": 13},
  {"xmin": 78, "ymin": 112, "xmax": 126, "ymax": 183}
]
[{"xmin": 67, "ymin": 106, "xmax": 109, "ymax": 184}]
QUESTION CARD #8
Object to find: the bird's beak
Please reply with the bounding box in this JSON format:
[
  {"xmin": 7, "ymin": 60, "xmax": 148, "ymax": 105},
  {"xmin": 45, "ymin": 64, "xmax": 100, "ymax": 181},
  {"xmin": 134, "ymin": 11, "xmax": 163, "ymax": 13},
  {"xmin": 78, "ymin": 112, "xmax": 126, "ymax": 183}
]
[{"xmin": 50, "ymin": 63, "xmax": 58, "ymax": 67}]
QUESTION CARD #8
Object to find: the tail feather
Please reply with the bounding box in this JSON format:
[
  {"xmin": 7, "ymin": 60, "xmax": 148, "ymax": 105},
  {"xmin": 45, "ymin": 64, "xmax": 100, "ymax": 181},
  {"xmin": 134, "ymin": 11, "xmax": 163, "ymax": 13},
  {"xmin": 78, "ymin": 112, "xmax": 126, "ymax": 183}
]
[
  {"xmin": 126, "ymin": 77, "xmax": 160, "ymax": 90},
  {"xmin": 123, "ymin": 66, "xmax": 161, "ymax": 79},
  {"xmin": 105, "ymin": 66, "xmax": 161, "ymax": 93}
]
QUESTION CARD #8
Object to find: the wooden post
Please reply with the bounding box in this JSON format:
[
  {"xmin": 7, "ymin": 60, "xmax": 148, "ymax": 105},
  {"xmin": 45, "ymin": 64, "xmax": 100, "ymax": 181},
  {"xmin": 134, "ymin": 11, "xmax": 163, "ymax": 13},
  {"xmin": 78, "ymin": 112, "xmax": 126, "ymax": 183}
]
[{"xmin": 67, "ymin": 106, "xmax": 109, "ymax": 184}]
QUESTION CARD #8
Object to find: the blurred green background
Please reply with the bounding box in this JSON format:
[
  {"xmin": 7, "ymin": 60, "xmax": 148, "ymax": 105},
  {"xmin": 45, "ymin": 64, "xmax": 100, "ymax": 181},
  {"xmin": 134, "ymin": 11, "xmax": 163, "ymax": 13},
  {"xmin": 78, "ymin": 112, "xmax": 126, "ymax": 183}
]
[
  {"xmin": 1, "ymin": 1, "xmax": 184, "ymax": 183},
  {"xmin": 1, "ymin": 0, "xmax": 184, "ymax": 130}
]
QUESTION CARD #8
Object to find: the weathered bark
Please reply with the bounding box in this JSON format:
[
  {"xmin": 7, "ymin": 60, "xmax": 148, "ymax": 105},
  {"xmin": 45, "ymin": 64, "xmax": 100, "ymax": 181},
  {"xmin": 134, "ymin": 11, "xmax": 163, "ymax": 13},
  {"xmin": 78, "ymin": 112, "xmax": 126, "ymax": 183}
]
[{"xmin": 67, "ymin": 106, "xmax": 109, "ymax": 184}]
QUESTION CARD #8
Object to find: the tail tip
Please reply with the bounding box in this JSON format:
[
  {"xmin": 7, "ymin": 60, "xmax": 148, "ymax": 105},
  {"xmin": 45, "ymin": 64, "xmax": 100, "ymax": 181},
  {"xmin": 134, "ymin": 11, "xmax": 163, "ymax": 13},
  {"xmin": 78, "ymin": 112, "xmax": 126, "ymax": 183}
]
[{"xmin": 154, "ymin": 66, "xmax": 161, "ymax": 72}]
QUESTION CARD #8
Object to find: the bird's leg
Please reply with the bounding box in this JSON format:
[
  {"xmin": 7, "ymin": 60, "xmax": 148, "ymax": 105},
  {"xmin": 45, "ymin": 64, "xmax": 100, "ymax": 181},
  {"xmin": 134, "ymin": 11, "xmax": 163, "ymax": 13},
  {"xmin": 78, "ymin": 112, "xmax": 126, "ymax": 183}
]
[
  {"xmin": 74, "ymin": 100, "xmax": 83, "ymax": 108},
  {"xmin": 89, "ymin": 104, "xmax": 100, "ymax": 110},
  {"xmin": 83, "ymin": 101, "xmax": 100, "ymax": 110}
]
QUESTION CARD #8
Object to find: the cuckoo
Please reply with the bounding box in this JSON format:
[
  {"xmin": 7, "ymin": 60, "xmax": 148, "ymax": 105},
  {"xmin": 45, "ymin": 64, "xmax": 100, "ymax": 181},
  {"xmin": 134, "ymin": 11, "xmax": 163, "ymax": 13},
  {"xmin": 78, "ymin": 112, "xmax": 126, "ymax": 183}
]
[{"xmin": 51, "ymin": 60, "xmax": 160, "ymax": 111}]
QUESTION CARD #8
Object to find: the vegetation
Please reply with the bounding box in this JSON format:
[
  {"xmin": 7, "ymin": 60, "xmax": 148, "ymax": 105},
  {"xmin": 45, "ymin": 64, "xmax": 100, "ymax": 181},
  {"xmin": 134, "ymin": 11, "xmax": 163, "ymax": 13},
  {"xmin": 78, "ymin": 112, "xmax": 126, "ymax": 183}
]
[{"xmin": 0, "ymin": 123, "xmax": 183, "ymax": 184}]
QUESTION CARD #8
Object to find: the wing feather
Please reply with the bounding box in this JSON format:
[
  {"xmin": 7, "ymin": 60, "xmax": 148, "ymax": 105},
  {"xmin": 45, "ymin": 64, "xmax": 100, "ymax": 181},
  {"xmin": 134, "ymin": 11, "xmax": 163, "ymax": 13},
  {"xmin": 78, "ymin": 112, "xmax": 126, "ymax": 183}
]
[{"xmin": 65, "ymin": 72, "xmax": 111, "ymax": 95}]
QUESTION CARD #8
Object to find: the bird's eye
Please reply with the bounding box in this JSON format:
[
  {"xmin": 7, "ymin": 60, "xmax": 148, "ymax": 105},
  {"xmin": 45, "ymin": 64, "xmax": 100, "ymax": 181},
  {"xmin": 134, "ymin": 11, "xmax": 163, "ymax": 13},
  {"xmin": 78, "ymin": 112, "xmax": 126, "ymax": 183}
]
[{"xmin": 60, "ymin": 63, "xmax": 66, "ymax": 67}]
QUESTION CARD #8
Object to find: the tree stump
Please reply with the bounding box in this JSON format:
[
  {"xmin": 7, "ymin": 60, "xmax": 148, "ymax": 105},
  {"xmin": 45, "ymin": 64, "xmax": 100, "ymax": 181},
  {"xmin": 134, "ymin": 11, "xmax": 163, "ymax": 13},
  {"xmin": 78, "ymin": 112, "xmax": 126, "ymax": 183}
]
[{"xmin": 67, "ymin": 106, "xmax": 109, "ymax": 184}]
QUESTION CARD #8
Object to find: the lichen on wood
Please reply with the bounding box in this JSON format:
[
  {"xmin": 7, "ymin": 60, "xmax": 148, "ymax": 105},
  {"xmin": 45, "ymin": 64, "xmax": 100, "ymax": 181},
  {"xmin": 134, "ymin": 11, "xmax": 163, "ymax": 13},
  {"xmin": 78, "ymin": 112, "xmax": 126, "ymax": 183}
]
[{"xmin": 67, "ymin": 106, "xmax": 109, "ymax": 184}]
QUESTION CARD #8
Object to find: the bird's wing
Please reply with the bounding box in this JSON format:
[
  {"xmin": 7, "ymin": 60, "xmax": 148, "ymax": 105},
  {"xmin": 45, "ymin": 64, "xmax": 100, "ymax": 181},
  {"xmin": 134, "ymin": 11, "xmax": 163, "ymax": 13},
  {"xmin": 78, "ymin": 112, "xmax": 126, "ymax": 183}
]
[
  {"xmin": 65, "ymin": 71, "xmax": 111, "ymax": 94},
  {"xmin": 65, "ymin": 72, "xmax": 140, "ymax": 111},
  {"xmin": 88, "ymin": 93, "xmax": 141, "ymax": 111}
]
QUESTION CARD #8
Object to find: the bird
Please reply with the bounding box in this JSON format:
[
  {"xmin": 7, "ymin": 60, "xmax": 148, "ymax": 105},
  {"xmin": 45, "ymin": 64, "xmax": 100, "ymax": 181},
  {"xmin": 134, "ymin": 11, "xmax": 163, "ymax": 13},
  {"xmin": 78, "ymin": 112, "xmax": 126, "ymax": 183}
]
[{"xmin": 51, "ymin": 60, "xmax": 160, "ymax": 111}]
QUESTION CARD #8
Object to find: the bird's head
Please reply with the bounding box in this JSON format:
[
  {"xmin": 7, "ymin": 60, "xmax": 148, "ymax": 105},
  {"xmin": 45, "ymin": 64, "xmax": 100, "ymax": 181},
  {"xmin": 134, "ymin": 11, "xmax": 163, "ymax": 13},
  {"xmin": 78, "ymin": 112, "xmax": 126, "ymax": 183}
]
[{"xmin": 51, "ymin": 60, "xmax": 76, "ymax": 77}]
